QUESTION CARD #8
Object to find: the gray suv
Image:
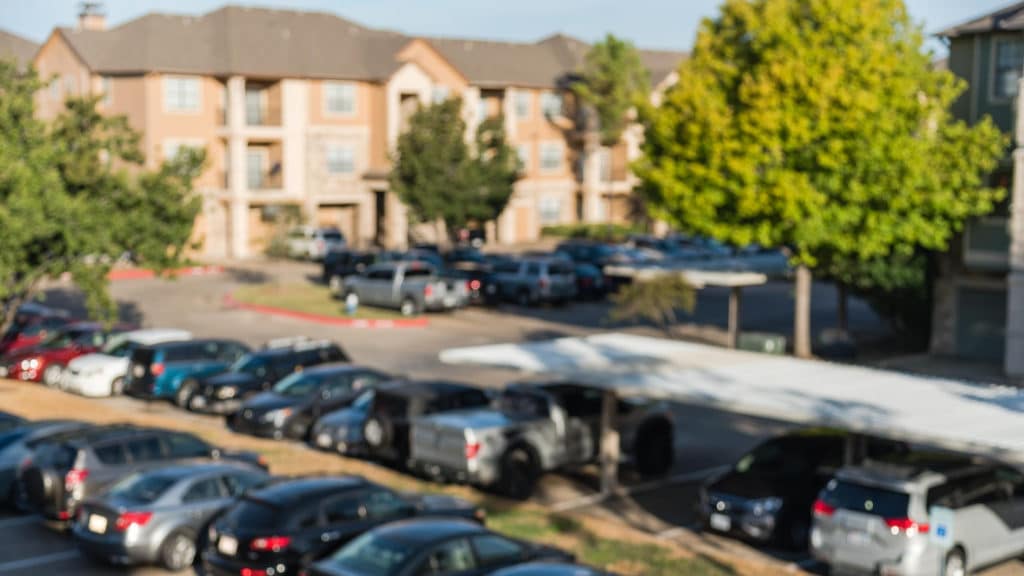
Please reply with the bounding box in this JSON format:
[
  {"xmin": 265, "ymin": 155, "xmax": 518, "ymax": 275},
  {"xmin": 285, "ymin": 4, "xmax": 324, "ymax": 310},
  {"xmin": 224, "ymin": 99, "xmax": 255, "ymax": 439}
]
[
  {"xmin": 487, "ymin": 258, "xmax": 576, "ymax": 306},
  {"xmin": 811, "ymin": 455, "xmax": 1024, "ymax": 576}
]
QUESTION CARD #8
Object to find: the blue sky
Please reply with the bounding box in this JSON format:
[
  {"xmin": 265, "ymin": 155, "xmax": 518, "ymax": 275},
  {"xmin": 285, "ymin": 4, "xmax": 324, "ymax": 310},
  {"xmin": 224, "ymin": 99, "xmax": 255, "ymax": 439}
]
[{"xmin": 5, "ymin": 0, "xmax": 1013, "ymax": 52}]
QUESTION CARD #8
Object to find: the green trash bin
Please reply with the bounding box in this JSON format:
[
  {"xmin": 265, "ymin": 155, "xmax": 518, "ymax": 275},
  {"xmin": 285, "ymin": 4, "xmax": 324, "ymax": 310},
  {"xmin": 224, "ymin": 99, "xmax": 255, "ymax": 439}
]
[{"xmin": 737, "ymin": 332, "xmax": 787, "ymax": 355}]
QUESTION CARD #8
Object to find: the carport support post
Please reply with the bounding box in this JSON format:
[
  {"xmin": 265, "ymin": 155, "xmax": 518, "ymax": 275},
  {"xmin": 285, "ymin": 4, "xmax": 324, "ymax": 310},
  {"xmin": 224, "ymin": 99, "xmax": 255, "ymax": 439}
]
[
  {"xmin": 728, "ymin": 287, "xmax": 742, "ymax": 349},
  {"xmin": 599, "ymin": 389, "xmax": 620, "ymax": 496}
]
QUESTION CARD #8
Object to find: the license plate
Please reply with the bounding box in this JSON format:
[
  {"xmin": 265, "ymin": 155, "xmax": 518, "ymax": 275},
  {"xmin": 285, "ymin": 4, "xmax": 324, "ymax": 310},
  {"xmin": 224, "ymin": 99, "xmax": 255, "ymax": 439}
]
[
  {"xmin": 217, "ymin": 535, "xmax": 238, "ymax": 556},
  {"xmin": 317, "ymin": 433, "xmax": 333, "ymax": 448},
  {"xmin": 846, "ymin": 530, "xmax": 871, "ymax": 546},
  {"xmin": 88, "ymin": 514, "xmax": 108, "ymax": 534},
  {"xmin": 709, "ymin": 513, "xmax": 731, "ymax": 532}
]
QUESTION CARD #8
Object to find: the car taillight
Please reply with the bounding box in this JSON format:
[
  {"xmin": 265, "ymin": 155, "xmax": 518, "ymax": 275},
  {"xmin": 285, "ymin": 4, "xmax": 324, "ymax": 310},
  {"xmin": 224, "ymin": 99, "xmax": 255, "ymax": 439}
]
[
  {"xmin": 64, "ymin": 468, "xmax": 89, "ymax": 492},
  {"xmin": 465, "ymin": 441, "xmax": 481, "ymax": 460},
  {"xmin": 115, "ymin": 511, "xmax": 153, "ymax": 531},
  {"xmin": 469, "ymin": 280, "xmax": 481, "ymax": 291},
  {"xmin": 424, "ymin": 285, "xmax": 433, "ymax": 298},
  {"xmin": 150, "ymin": 363, "xmax": 165, "ymax": 376},
  {"xmin": 241, "ymin": 569, "xmax": 269, "ymax": 576},
  {"xmin": 884, "ymin": 517, "xmax": 929, "ymax": 535},
  {"xmin": 812, "ymin": 499, "xmax": 835, "ymax": 517},
  {"xmin": 251, "ymin": 535, "xmax": 291, "ymax": 551}
]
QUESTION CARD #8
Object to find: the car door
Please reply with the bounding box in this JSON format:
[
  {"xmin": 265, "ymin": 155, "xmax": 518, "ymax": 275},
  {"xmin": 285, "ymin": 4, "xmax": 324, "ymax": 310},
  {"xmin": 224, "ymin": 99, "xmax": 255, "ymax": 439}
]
[
  {"xmin": 315, "ymin": 375, "xmax": 357, "ymax": 417},
  {"xmin": 180, "ymin": 476, "xmax": 229, "ymax": 530},
  {"xmin": 316, "ymin": 489, "xmax": 378, "ymax": 558},
  {"xmin": 972, "ymin": 467, "xmax": 1024, "ymax": 562},
  {"xmin": 412, "ymin": 537, "xmax": 480, "ymax": 576}
]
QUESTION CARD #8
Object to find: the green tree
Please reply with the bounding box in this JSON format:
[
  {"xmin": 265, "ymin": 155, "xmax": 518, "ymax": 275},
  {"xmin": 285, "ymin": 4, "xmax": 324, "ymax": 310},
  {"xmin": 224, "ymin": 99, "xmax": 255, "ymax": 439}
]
[
  {"xmin": 609, "ymin": 275, "xmax": 696, "ymax": 337},
  {"xmin": 390, "ymin": 98, "xmax": 518, "ymax": 243},
  {"xmin": 0, "ymin": 62, "xmax": 204, "ymax": 333},
  {"xmin": 634, "ymin": 0, "xmax": 1005, "ymax": 357},
  {"xmin": 573, "ymin": 34, "xmax": 651, "ymax": 147}
]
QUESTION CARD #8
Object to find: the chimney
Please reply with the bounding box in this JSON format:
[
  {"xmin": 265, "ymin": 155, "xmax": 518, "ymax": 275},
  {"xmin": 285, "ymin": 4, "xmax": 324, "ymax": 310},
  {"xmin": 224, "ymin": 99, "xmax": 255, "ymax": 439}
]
[{"xmin": 77, "ymin": 2, "xmax": 106, "ymax": 31}]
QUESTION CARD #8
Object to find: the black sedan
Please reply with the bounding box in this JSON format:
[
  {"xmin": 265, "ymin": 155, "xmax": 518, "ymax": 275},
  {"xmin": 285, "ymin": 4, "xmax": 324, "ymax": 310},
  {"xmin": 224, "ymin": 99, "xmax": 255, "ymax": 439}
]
[
  {"xmin": 308, "ymin": 519, "xmax": 573, "ymax": 576},
  {"xmin": 228, "ymin": 365, "xmax": 390, "ymax": 440},
  {"xmin": 203, "ymin": 477, "xmax": 482, "ymax": 576}
]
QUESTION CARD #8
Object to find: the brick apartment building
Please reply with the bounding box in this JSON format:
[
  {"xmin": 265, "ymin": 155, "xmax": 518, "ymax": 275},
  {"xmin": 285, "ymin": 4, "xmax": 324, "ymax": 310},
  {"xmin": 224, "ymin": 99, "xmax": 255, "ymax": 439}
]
[{"xmin": 30, "ymin": 5, "xmax": 685, "ymax": 258}]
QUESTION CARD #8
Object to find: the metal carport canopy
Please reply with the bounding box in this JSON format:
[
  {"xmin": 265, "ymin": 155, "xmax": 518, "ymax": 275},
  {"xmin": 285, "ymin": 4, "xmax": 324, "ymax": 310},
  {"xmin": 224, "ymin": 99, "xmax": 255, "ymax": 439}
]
[{"xmin": 440, "ymin": 333, "xmax": 1024, "ymax": 465}]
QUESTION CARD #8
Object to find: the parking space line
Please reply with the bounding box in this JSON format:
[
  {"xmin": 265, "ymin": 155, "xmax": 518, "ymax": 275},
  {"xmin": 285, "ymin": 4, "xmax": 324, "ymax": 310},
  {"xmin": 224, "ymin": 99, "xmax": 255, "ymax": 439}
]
[
  {"xmin": 0, "ymin": 516, "xmax": 39, "ymax": 529},
  {"xmin": 0, "ymin": 550, "xmax": 80, "ymax": 572}
]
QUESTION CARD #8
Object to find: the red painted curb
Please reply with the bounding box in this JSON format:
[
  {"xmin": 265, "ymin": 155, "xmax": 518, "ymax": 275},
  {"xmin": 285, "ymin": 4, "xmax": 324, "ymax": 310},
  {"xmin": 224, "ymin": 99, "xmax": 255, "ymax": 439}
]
[
  {"xmin": 108, "ymin": 265, "xmax": 224, "ymax": 281},
  {"xmin": 222, "ymin": 293, "xmax": 430, "ymax": 329}
]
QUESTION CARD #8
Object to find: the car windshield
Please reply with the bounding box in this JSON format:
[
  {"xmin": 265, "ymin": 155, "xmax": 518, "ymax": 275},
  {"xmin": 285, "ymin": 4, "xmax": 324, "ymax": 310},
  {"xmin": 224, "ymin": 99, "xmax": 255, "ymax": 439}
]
[
  {"xmin": 108, "ymin": 472, "xmax": 177, "ymax": 504},
  {"xmin": 101, "ymin": 336, "xmax": 135, "ymax": 357},
  {"xmin": 498, "ymin": 390, "xmax": 548, "ymax": 417},
  {"xmin": 821, "ymin": 479, "xmax": 910, "ymax": 518},
  {"xmin": 351, "ymin": 390, "xmax": 375, "ymax": 412},
  {"xmin": 734, "ymin": 438, "xmax": 811, "ymax": 476},
  {"xmin": 328, "ymin": 532, "xmax": 409, "ymax": 576},
  {"xmin": 231, "ymin": 355, "xmax": 269, "ymax": 374},
  {"xmin": 322, "ymin": 230, "xmax": 344, "ymax": 241},
  {"xmin": 39, "ymin": 330, "xmax": 76, "ymax": 349},
  {"xmin": 273, "ymin": 372, "xmax": 327, "ymax": 397}
]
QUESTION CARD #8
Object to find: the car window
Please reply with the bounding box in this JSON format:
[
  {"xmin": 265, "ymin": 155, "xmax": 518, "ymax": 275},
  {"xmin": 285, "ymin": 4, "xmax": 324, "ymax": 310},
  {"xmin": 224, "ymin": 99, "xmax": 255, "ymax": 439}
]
[
  {"xmin": 94, "ymin": 443, "xmax": 128, "ymax": 465},
  {"xmin": 821, "ymin": 479, "xmax": 910, "ymax": 518},
  {"xmin": 458, "ymin": 390, "xmax": 489, "ymax": 409},
  {"xmin": 164, "ymin": 433, "xmax": 212, "ymax": 459},
  {"xmin": 368, "ymin": 269, "xmax": 395, "ymax": 281},
  {"xmin": 219, "ymin": 343, "xmax": 248, "ymax": 363},
  {"xmin": 293, "ymin": 505, "xmax": 322, "ymax": 529},
  {"xmin": 471, "ymin": 534, "xmax": 523, "ymax": 566},
  {"xmin": 734, "ymin": 438, "xmax": 813, "ymax": 476},
  {"xmin": 330, "ymin": 532, "xmax": 409, "ymax": 575},
  {"xmin": 164, "ymin": 344, "xmax": 201, "ymax": 362},
  {"xmin": 108, "ymin": 472, "xmax": 177, "ymax": 504},
  {"xmin": 324, "ymin": 491, "xmax": 367, "ymax": 524},
  {"xmin": 231, "ymin": 354, "xmax": 270, "ymax": 377},
  {"xmin": 548, "ymin": 262, "xmax": 573, "ymax": 275},
  {"xmin": 404, "ymin": 268, "xmax": 433, "ymax": 279},
  {"xmin": 363, "ymin": 488, "xmax": 411, "ymax": 519},
  {"xmin": 353, "ymin": 372, "xmax": 385, "ymax": 391},
  {"xmin": 222, "ymin": 472, "xmax": 266, "ymax": 497},
  {"xmin": 274, "ymin": 372, "xmax": 324, "ymax": 398},
  {"xmin": 126, "ymin": 436, "xmax": 164, "ymax": 462},
  {"xmin": 494, "ymin": 262, "xmax": 520, "ymax": 274},
  {"xmin": 525, "ymin": 263, "xmax": 541, "ymax": 276},
  {"xmin": 325, "ymin": 345, "xmax": 349, "ymax": 362},
  {"xmin": 325, "ymin": 376, "xmax": 355, "ymax": 398},
  {"xmin": 183, "ymin": 478, "xmax": 224, "ymax": 503},
  {"xmin": 322, "ymin": 230, "xmax": 344, "ymax": 241},
  {"xmin": 418, "ymin": 538, "xmax": 477, "ymax": 575},
  {"xmin": 221, "ymin": 498, "xmax": 281, "ymax": 530}
]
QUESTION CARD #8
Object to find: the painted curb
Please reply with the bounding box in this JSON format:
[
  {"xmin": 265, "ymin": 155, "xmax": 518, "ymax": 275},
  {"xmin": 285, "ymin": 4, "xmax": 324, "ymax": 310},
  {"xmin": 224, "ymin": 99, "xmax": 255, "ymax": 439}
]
[
  {"xmin": 222, "ymin": 293, "xmax": 430, "ymax": 329},
  {"xmin": 107, "ymin": 265, "xmax": 225, "ymax": 281}
]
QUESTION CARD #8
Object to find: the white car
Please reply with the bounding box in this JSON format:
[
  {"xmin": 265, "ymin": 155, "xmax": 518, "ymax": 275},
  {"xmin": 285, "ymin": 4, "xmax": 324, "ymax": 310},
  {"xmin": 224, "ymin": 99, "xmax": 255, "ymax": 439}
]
[
  {"xmin": 62, "ymin": 329, "xmax": 192, "ymax": 397},
  {"xmin": 287, "ymin": 226, "xmax": 346, "ymax": 261}
]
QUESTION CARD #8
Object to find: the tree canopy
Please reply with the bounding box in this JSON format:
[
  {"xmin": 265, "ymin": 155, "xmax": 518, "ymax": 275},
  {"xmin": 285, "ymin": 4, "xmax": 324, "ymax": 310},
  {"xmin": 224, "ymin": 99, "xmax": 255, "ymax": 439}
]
[
  {"xmin": 389, "ymin": 98, "xmax": 519, "ymax": 241},
  {"xmin": 573, "ymin": 34, "xmax": 651, "ymax": 146},
  {"xmin": 0, "ymin": 61, "xmax": 203, "ymax": 332}
]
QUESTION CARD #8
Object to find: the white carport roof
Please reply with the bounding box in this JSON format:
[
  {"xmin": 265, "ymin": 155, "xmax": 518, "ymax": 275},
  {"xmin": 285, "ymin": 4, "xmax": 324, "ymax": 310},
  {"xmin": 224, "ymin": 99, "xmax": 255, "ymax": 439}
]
[{"xmin": 440, "ymin": 333, "xmax": 1024, "ymax": 464}]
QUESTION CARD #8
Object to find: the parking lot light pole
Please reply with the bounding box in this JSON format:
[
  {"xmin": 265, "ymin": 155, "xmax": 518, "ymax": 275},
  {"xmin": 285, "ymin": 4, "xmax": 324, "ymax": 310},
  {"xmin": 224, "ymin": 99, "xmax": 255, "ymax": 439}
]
[
  {"xmin": 728, "ymin": 287, "xmax": 743, "ymax": 349},
  {"xmin": 599, "ymin": 389, "xmax": 620, "ymax": 496}
]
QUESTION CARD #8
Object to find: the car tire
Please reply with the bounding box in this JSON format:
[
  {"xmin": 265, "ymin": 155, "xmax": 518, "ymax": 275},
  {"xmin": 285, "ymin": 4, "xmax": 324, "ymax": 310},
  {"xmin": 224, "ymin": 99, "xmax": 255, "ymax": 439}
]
[
  {"xmin": 635, "ymin": 419, "xmax": 674, "ymax": 477},
  {"xmin": 160, "ymin": 530, "xmax": 197, "ymax": 573},
  {"xmin": 400, "ymin": 298, "xmax": 418, "ymax": 317},
  {"xmin": 363, "ymin": 415, "xmax": 391, "ymax": 452},
  {"xmin": 176, "ymin": 379, "xmax": 197, "ymax": 409},
  {"xmin": 497, "ymin": 444, "xmax": 540, "ymax": 500},
  {"xmin": 516, "ymin": 289, "xmax": 532, "ymax": 307},
  {"xmin": 942, "ymin": 548, "xmax": 966, "ymax": 576},
  {"xmin": 110, "ymin": 377, "xmax": 125, "ymax": 396},
  {"xmin": 42, "ymin": 365, "xmax": 63, "ymax": 388}
]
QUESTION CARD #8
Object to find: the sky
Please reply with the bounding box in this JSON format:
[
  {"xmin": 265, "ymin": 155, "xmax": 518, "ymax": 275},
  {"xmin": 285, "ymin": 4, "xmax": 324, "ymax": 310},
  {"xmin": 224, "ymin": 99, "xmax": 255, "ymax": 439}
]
[{"xmin": 3, "ymin": 0, "xmax": 1015, "ymax": 53}]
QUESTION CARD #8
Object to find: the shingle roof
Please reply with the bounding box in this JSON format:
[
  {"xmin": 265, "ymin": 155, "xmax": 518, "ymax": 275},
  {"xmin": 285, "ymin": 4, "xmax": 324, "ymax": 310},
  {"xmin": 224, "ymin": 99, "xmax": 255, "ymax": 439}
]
[
  {"xmin": 939, "ymin": 1, "xmax": 1024, "ymax": 38},
  {"xmin": 0, "ymin": 28, "xmax": 39, "ymax": 68},
  {"xmin": 56, "ymin": 5, "xmax": 687, "ymax": 87}
]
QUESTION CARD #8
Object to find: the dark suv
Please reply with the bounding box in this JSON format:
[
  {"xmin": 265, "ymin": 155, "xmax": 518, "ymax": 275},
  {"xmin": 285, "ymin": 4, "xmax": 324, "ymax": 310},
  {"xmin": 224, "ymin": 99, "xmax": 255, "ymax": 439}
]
[
  {"xmin": 18, "ymin": 425, "xmax": 264, "ymax": 521},
  {"xmin": 124, "ymin": 339, "xmax": 250, "ymax": 401},
  {"xmin": 203, "ymin": 476, "xmax": 482, "ymax": 576},
  {"xmin": 183, "ymin": 339, "xmax": 349, "ymax": 414}
]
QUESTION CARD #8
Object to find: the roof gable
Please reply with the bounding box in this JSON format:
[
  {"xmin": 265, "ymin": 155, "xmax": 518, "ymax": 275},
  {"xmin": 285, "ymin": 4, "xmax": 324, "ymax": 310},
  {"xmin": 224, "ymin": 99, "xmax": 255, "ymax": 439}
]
[{"xmin": 939, "ymin": 1, "xmax": 1024, "ymax": 38}]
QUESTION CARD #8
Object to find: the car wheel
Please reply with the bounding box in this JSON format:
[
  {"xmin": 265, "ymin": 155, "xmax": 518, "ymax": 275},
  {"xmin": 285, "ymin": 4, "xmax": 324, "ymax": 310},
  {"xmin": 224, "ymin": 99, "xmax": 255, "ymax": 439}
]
[
  {"xmin": 42, "ymin": 365, "xmax": 63, "ymax": 388},
  {"xmin": 176, "ymin": 379, "xmax": 197, "ymax": 409},
  {"xmin": 110, "ymin": 377, "xmax": 125, "ymax": 396},
  {"xmin": 635, "ymin": 419, "xmax": 674, "ymax": 477},
  {"xmin": 943, "ymin": 548, "xmax": 966, "ymax": 576},
  {"xmin": 160, "ymin": 531, "xmax": 197, "ymax": 572},
  {"xmin": 363, "ymin": 416, "xmax": 391, "ymax": 451},
  {"xmin": 400, "ymin": 298, "xmax": 418, "ymax": 317},
  {"xmin": 516, "ymin": 290, "xmax": 532, "ymax": 307},
  {"xmin": 497, "ymin": 445, "xmax": 540, "ymax": 500},
  {"xmin": 783, "ymin": 516, "xmax": 810, "ymax": 550}
]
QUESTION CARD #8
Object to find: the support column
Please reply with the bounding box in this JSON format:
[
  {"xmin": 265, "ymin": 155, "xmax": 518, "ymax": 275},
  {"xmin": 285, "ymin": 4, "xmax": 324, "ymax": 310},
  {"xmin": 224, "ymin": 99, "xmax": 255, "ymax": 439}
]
[
  {"xmin": 1006, "ymin": 146, "xmax": 1024, "ymax": 377},
  {"xmin": 599, "ymin": 389, "xmax": 620, "ymax": 496},
  {"xmin": 728, "ymin": 286, "xmax": 742, "ymax": 349},
  {"xmin": 227, "ymin": 76, "xmax": 249, "ymax": 259}
]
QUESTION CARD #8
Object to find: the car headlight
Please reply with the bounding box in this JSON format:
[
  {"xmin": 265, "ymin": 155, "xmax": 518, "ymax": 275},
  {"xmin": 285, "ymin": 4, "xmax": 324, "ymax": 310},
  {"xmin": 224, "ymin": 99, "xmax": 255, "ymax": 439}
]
[
  {"xmin": 264, "ymin": 408, "xmax": 292, "ymax": 426},
  {"xmin": 751, "ymin": 497, "xmax": 783, "ymax": 516},
  {"xmin": 216, "ymin": 386, "xmax": 237, "ymax": 399}
]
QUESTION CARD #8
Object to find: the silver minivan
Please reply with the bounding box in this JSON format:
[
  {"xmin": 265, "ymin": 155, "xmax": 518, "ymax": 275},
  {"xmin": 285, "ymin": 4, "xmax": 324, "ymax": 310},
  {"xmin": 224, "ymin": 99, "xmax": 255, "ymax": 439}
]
[{"xmin": 811, "ymin": 456, "xmax": 1024, "ymax": 576}]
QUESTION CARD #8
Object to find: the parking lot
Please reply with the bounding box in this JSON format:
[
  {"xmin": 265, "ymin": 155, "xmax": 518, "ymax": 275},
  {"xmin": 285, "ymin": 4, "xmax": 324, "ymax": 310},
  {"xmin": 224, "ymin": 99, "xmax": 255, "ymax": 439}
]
[{"xmin": 1, "ymin": 260, "xmax": 1020, "ymax": 575}]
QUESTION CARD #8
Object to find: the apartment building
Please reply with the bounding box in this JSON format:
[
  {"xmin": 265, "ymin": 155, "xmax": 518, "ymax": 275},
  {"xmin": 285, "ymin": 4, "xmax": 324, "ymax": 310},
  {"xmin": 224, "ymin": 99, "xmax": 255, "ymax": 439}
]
[{"xmin": 33, "ymin": 5, "xmax": 685, "ymax": 258}]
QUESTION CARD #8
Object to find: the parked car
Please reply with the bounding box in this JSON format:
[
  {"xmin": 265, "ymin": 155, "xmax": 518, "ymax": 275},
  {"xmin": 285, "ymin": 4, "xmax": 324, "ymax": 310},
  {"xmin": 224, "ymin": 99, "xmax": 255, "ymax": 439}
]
[
  {"xmin": 0, "ymin": 420, "xmax": 92, "ymax": 508},
  {"xmin": 448, "ymin": 268, "xmax": 493, "ymax": 306},
  {"xmin": 228, "ymin": 365, "xmax": 391, "ymax": 440},
  {"xmin": 184, "ymin": 338, "xmax": 349, "ymax": 414},
  {"xmin": 342, "ymin": 262, "xmax": 468, "ymax": 316},
  {"xmin": 487, "ymin": 258, "xmax": 576, "ymax": 306},
  {"xmin": 811, "ymin": 455, "xmax": 1024, "ymax": 576},
  {"xmin": 309, "ymin": 518, "xmax": 573, "ymax": 576},
  {"xmin": 72, "ymin": 461, "xmax": 271, "ymax": 572},
  {"xmin": 62, "ymin": 329, "xmax": 193, "ymax": 397},
  {"xmin": 288, "ymin": 226, "xmax": 347, "ymax": 261},
  {"xmin": 18, "ymin": 425, "xmax": 264, "ymax": 521},
  {"xmin": 310, "ymin": 390, "xmax": 377, "ymax": 456},
  {"xmin": 0, "ymin": 411, "xmax": 24, "ymax": 433},
  {"xmin": 0, "ymin": 322, "xmax": 129, "ymax": 387},
  {"xmin": 444, "ymin": 246, "xmax": 487, "ymax": 269},
  {"xmin": 0, "ymin": 304, "xmax": 71, "ymax": 356},
  {"xmin": 202, "ymin": 477, "xmax": 482, "ymax": 576},
  {"xmin": 555, "ymin": 240, "xmax": 619, "ymax": 267},
  {"xmin": 411, "ymin": 382, "xmax": 674, "ymax": 499},
  {"xmin": 123, "ymin": 338, "xmax": 250, "ymax": 401},
  {"xmin": 363, "ymin": 380, "xmax": 492, "ymax": 465},
  {"xmin": 490, "ymin": 563, "xmax": 615, "ymax": 576},
  {"xmin": 323, "ymin": 250, "xmax": 379, "ymax": 293},
  {"xmin": 699, "ymin": 429, "xmax": 907, "ymax": 548},
  {"xmin": 572, "ymin": 263, "xmax": 607, "ymax": 300}
]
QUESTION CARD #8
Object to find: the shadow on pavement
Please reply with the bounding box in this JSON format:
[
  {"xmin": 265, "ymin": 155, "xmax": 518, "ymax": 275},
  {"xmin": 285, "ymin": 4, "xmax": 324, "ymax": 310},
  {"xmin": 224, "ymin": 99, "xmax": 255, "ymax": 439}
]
[{"xmin": 39, "ymin": 288, "xmax": 145, "ymax": 327}]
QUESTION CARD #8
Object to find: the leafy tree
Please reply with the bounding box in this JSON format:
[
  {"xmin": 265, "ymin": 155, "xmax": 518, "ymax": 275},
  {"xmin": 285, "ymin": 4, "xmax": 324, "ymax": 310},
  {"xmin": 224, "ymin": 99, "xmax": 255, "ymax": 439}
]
[
  {"xmin": 573, "ymin": 34, "xmax": 651, "ymax": 146},
  {"xmin": 0, "ymin": 62, "xmax": 204, "ymax": 333},
  {"xmin": 609, "ymin": 275, "xmax": 696, "ymax": 337},
  {"xmin": 390, "ymin": 98, "xmax": 518, "ymax": 243},
  {"xmin": 634, "ymin": 0, "xmax": 1005, "ymax": 357}
]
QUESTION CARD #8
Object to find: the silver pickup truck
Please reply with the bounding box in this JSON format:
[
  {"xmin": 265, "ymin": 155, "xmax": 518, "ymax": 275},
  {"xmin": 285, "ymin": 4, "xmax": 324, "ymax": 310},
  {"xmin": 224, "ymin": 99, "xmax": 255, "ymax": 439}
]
[
  {"xmin": 409, "ymin": 382, "xmax": 674, "ymax": 499},
  {"xmin": 342, "ymin": 261, "xmax": 468, "ymax": 316}
]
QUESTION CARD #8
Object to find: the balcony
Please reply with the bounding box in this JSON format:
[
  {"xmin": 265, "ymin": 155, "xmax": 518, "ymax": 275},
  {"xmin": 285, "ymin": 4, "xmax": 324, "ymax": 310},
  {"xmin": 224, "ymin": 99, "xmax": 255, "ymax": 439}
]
[
  {"xmin": 964, "ymin": 217, "xmax": 1010, "ymax": 271},
  {"xmin": 246, "ymin": 143, "xmax": 284, "ymax": 193}
]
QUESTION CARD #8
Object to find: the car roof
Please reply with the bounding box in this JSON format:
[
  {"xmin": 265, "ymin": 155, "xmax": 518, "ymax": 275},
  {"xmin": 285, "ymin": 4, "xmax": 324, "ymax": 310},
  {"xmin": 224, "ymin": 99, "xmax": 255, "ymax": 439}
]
[
  {"xmin": 145, "ymin": 338, "xmax": 238, "ymax": 350},
  {"xmin": 122, "ymin": 329, "xmax": 193, "ymax": 344},
  {"xmin": 301, "ymin": 363, "xmax": 367, "ymax": 376},
  {"xmin": 370, "ymin": 518, "xmax": 484, "ymax": 545},
  {"xmin": 34, "ymin": 424, "xmax": 143, "ymax": 448},
  {"xmin": 376, "ymin": 380, "xmax": 480, "ymax": 398},
  {"xmin": 137, "ymin": 461, "xmax": 255, "ymax": 481},
  {"xmin": 248, "ymin": 476, "xmax": 367, "ymax": 505},
  {"xmin": 837, "ymin": 453, "xmax": 987, "ymax": 491}
]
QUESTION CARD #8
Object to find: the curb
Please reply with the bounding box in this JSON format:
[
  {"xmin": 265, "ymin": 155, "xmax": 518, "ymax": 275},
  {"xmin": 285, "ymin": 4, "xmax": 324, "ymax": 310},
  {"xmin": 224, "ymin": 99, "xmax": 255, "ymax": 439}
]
[
  {"xmin": 222, "ymin": 293, "xmax": 430, "ymax": 329},
  {"xmin": 108, "ymin": 265, "xmax": 225, "ymax": 281}
]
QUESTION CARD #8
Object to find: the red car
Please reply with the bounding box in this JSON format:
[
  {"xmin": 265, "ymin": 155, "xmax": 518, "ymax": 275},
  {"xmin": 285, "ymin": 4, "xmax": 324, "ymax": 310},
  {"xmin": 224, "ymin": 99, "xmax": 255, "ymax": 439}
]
[
  {"xmin": 0, "ymin": 304, "xmax": 71, "ymax": 356},
  {"xmin": 0, "ymin": 322, "xmax": 126, "ymax": 386}
]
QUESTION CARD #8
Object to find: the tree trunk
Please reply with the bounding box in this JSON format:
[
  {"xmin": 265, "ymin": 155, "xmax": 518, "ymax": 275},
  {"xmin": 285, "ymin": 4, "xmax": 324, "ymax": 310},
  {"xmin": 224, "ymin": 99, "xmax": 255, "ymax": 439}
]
[
  {"xmin": 836, "ymin": 282, "xmax": 849, "ymax": 335},
  {"xmin": 794, "ymin": 265, "xmax": 812, "ymax": 358}
]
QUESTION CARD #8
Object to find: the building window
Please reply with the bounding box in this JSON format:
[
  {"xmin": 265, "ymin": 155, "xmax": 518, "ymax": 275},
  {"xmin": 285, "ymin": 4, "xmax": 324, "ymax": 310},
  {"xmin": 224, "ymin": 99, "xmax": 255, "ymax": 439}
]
[
  {"xmin": 101, "ymin": 76, "xmax": 112, "ymax": 106},
  {"xmin": 64, "ymin": 75, "xmax": 76, "ymax": 96},
  {"xmin": 478, "ymin": 97, "xmax": 491, "ymax": 123},
  {"xmin": 539, "ymin": 196, "xmax": 562, "ymax": 225},
  {"xmin": 432, "ymin": 85, "xmax": 450, "ymax": 104},
  {"xmin": 517, "ymin": 145, "xmax": 531, "ymax": 173},
  {"xmin": 539, "ymin": 142, "xmax": 563, "ymax": 173},
  {"xmin": 599, "ymin": 147, "xmax": 613, "ymax": 182},
  {"xmin": 245, "ymin": 87, "xmax": 264, "ymax": 125},
  {"xmin": 247, "ymin": 149, "xmax": 266, "ymax": 189},
  {"xmin": 515, "ymin": 91, "xmax": 532, "ymax": 119},
  {"xmin": 326, "ymin": 144, "xmax": 356, "ymax": 175},
  {"xmin": 164, "ymin": 76, "xmax": 201, "ymax": 112},
  {"xmin": 50, "ymin": 79, "xmax": 60, "ymax": 100},
  {"xmin": 541, "ymin": 92, "xmax": 562, "ymax": 117},
  {"xmin": 995, "ymin": 38, "xmax": 1024, "ymax": 99},
  {"xmin": 324, "ymin": 82, "xmax": 357, "ymax": 116}
]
